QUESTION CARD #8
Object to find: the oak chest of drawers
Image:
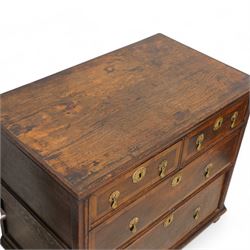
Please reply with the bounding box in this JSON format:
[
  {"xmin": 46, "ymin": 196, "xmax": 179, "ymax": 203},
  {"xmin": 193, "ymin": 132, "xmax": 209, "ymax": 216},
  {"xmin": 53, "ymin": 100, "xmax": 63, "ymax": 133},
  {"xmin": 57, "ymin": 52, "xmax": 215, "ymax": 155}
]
[{"xmin": 1, "ymin": 34, "xmax": 249, "ymax": 249}]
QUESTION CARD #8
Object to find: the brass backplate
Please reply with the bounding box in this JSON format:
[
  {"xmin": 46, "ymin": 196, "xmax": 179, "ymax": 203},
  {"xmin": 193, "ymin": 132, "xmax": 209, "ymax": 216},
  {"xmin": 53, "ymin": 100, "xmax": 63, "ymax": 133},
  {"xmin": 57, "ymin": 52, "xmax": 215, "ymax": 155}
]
[
  {"xmin": 193, "ymin": 207, "xmax": 201, "ymax": 220},
  {"xmin": 159, "ymin": 159, "xmax": 168, "ymax": 178},
  {"xmin": 109, "ymin": 190, "xmax": 120, "ymax": 209},
  {"xmin": 129, "ymin": 217, "xmax": 139, "ymax": 233},
  {"xmin": 204, "ymin": 163, "xmax": 213, "ymax": 178},
  {"xmin": 196, "ymin": 133, "xmax": 205, "ymax": 151},
  {"xmin": 231, "ymin": 111, "xmax": 239, "ymax": 129}
]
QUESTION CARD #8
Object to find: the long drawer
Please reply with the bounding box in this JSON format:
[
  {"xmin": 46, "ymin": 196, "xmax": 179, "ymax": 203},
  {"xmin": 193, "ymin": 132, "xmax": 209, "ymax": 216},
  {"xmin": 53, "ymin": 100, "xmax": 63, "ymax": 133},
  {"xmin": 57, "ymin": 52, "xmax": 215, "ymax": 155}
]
[
  {"xmin": 126, "ymin": 174, "xmax": 225, "ymax": 249},
  {"xmin": 89, "ymin": 129, "xmax": 240, "ymax": 249}
]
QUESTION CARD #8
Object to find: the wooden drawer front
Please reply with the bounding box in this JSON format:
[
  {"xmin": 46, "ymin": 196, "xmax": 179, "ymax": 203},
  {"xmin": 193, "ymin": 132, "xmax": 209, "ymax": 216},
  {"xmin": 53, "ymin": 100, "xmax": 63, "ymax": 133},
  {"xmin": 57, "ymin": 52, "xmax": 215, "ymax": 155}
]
[
  {"xmin": 90, "ymin": 141, "xmax": 182, "ymax": 224},
  {"xmin": 127, "ymin": 174, "xmax": 224, "ymax": 249},
  {"xmin": 89, "ymin": 131, "xmax": 239, "ymax": 249},
  {"xmin": 1, "ymin": 186, "xmax": 64, "ymax": 249},
  {"xmin": 182, "ymin": 96, "xmax": 248, "ymax": 163}
]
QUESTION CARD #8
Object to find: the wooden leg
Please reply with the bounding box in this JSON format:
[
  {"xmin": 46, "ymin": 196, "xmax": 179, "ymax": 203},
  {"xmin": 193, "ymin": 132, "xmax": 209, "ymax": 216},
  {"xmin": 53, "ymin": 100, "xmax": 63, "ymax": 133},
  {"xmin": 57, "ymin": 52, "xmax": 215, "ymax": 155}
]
[{"xmin": 213, "ymin": 216, "xmax": 221, "ymax": 223}]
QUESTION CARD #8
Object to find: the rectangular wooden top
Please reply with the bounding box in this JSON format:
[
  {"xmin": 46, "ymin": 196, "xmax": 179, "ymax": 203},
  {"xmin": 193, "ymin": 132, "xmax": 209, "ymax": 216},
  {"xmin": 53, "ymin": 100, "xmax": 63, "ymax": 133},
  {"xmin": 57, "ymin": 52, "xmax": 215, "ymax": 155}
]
[{"xmin": 1, "ymin": 34, "xmax": 249, "ymax": 198}]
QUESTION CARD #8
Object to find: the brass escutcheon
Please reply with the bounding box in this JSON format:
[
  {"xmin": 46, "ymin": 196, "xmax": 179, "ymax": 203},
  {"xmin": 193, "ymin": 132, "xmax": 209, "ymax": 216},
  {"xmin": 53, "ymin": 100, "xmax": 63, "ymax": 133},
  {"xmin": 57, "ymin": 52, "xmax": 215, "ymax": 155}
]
[
  {"xmin": 172, "ymin": 174, "xmax": 182, "ymax": 187},
  {"xmin": 213, "ymin": 116, "xmax": 224, "ymax": 131},
  {"xmin": 231, "ymin": 111, "xmax": 239, "ymax": 129},
  {"xmin": 196, "ymin": 133, "xmax": 205, "ymax": 151},
  {"xmin": 163, "ymin": 213, "xmax": 174, "ymax": 228},
  {"xmin": 204, "ymin": 163, "xmax": 213, "ymax": 179},
  {"xmin": 129, "ymin": 217, "xmax": 139, "ymax": 233},
  {"xmin": 193, "ymin": 207, "xmax": 201, "ymax": 221},
  {"xmin": 132, "ymin": 167, "xmax": 146, "ymax": 184},
  {"xmin": 159, "ymin": 160, "xmax": 168, "ymax": 178},
  {"xmin": 109, "ymin": 190, "xmax": 120, "ymax": 209}
]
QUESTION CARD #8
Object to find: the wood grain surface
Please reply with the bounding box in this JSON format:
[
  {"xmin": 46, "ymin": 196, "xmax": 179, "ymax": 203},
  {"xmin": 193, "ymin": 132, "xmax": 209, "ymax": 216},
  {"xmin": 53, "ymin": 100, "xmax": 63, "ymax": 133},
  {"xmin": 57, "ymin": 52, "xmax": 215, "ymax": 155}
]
[{"xmin": 1, "ymin": 33, "xmax": 249, "ymax": 197}]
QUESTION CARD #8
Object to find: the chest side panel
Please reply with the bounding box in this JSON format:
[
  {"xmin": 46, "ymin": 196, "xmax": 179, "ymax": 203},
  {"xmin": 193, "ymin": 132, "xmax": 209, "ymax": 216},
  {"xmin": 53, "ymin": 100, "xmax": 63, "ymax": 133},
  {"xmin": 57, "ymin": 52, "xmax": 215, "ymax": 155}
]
[
  {"xmin": 1, "ymin": 132, "xmax": 72, "ymax": 247},
  {"xmin": 1, "ymin": 186, "xmax": 66, "ymax": 249}
]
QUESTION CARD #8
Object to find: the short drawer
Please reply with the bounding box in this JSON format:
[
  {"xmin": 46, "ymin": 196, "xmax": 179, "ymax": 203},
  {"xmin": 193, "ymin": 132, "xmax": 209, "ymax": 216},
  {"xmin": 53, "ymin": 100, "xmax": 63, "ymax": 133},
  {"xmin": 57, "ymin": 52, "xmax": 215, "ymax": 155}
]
[
  {"xmin": 182, "ymin": 96, "xmax": 248, "ymax": 163},
  {"xmin": 1, "ymin": 186, "xmax": 65, "ymax": 249},
  {"xmin": 89, "ymin": 130, "xmax": 240, "ymax": 249},
  {"xmin": 89, "ymin": 141, "xmax": 182, "ymax": 224},
  {"xmin": 127, "ymin": 174, "xmax": 225, "ymax": 249}
]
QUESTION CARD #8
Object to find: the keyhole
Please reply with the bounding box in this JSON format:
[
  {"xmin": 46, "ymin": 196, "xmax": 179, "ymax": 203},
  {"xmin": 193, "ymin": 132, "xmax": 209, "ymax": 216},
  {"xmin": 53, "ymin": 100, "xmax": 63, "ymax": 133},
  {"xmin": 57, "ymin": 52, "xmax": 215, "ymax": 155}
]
[
  {"xmin": 164, "ymin": 214, "xmax": 174, "ymax": 227},
  {"xmin": 205, "ymin": 168, "xmax": 210, "ymax": 178},
  {"xmin": 172, "ymin": 175, "xmax": 182, "ymax": 187},
  {"xmin": 139, "ymin": 172, "xmax": 142, "ymax": 178}
]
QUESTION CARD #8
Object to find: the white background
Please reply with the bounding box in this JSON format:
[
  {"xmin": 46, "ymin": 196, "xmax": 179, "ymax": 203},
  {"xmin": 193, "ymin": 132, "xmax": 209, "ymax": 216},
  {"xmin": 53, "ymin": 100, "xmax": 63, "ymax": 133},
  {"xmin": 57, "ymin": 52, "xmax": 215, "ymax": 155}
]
[{"xmin": 0, "ymin": 0, "xmax": 249, "ymax": 249}]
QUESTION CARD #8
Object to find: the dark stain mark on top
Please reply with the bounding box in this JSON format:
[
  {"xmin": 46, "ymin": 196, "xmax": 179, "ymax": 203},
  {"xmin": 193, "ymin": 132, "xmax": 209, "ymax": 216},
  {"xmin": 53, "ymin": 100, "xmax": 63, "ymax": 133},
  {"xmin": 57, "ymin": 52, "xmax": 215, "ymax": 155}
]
[
  {"xmin": 9, "ymin": 123, "xmax": 36, "ymax": 136},
  {"xmin": 44, "ymin": 152, "xmax": 62, "ymax": 161},
  {"xmin": 150, "ymin": 58, "xmax": 162, "ymax": 67},
  {"xmin": 9, "ymin": 124, "xmax": 22, "ymax": 136},
  {"xmin": 25, "ymin": 124, "xmax": 36, "ymax": 133},
  {"xmin": 55, "ymin": 100, "xmax": 77, "ymax": 115},
  {"xmin": 66, "ymin": 168, "xmax": 89, "ymax": 183},
  {"xmin": 128, "ymin": 145, "xmax": 140, "ymax": 157},
  {"xmin": 174, "ymin": 110, "xmax": 191, "ymax": 122},
  {"xmin": 92, "ymin": 160, "xmax": 100, "ymax": 166},
  {"xmin": 65, "ymin": 100, "xmax": 77, "ymax": 112},
  {"xmin": 66, "ymin": 171, "xmax": 82, "ymax": 183}
]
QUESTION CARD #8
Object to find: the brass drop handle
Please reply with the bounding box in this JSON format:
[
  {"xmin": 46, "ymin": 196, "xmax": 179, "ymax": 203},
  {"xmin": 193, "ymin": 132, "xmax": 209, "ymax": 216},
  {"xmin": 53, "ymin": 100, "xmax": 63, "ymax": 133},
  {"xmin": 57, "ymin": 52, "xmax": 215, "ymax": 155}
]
[
  {"xmin": 163, "ymin": 214, "xmax": 174, "ymax": 228},
  {"xmin": 172, "ymin": 174, "xmax": 182, "ymax": 187},
  {"xmin": 196, "ymin": 133, "xmax": 205, "ymax": 151},
  {"xmin": 204, "ymin": 163, "xmax": 213, "ymax": 179},
  {"xmin": 0, "ymin": 209, "xmax": 6, "ymax": 221},
  {"xmin": 109, "ymin": 190, "xmax": 120, "ymax": 209},
  {"xmin": 159, "ymin": 160, "xmax": 168, "ymax": 178},
  {"xmin": 193, "ymin": 207, "xmax": 201, "ymax": 221},
  {"xmin": 129, "ymin": 217, "xmax": 139, "ymax": 233},
  {"xmin": 213, "ymin": 116, "xmax": 224, "ymax": 131},
  {"xmin": 132, "ymin": 167, "xmax": 146, "ymax": 183},
  {"xmin": 231, "ymin": 111, "xmax": 239, "ymax": 129}
]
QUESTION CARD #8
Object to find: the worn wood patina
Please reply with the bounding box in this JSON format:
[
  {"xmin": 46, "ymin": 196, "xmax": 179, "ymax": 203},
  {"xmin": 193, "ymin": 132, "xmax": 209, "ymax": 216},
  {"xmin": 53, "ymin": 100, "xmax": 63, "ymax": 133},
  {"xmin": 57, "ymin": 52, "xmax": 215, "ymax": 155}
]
[{"xmin": 1, "ymin": 34, "xmax": 249, "ymax": 249}]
